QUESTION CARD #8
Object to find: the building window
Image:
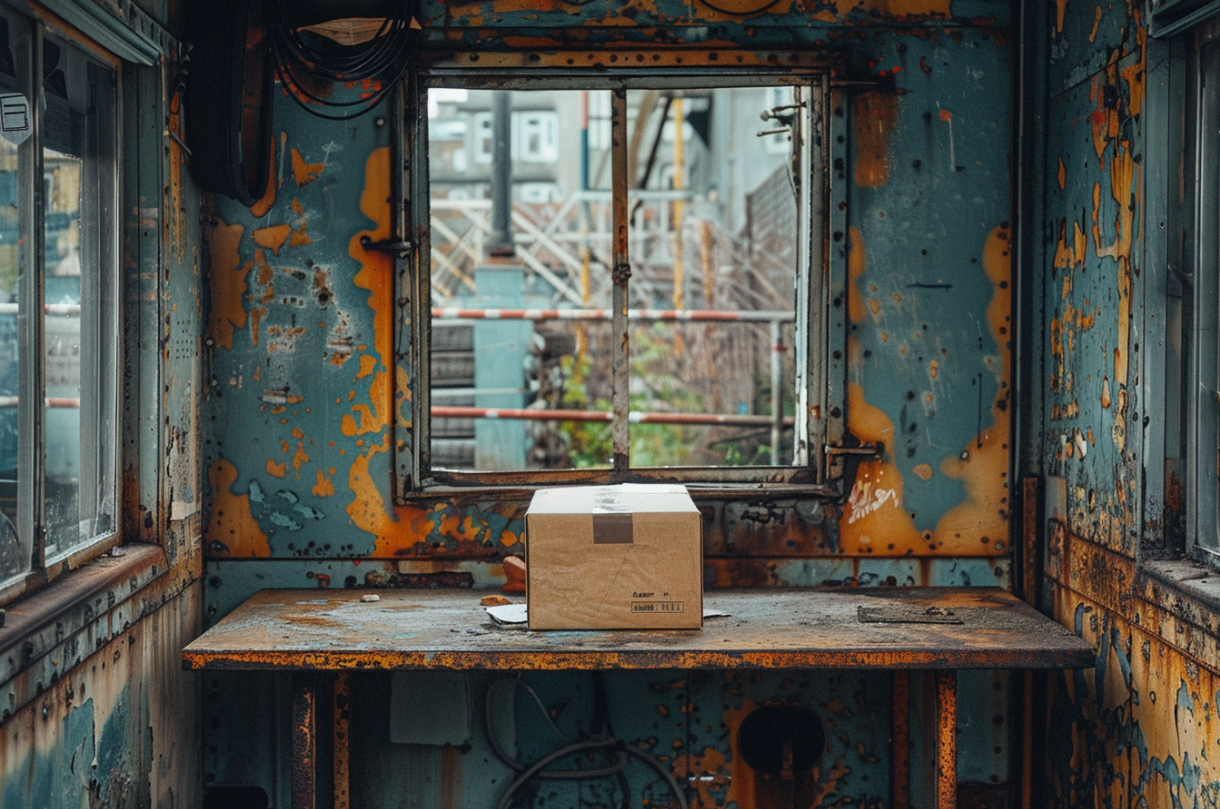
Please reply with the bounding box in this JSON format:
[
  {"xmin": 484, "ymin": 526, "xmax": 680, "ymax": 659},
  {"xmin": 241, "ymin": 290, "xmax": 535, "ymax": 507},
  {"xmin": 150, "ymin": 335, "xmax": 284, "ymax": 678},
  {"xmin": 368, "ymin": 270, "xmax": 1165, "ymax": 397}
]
[
  {"xmin": 513, "ymin": 111, "xmax": 559, "ymax": 163},
  {"xmin": 0, "ymin": 12, "xmax": 119, "ymax": 597},
  {"xmin": 416, "ymin": 75, "xmax": 831, "ymax": 486}
]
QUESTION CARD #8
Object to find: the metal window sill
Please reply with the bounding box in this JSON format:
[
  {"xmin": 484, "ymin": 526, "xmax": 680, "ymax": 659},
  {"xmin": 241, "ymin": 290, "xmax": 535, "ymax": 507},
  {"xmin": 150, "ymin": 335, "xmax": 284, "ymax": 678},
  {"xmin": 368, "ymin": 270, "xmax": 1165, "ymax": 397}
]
[{"xmin": 0, "ymin": 543, "xmax": 167, "ymax": 721}]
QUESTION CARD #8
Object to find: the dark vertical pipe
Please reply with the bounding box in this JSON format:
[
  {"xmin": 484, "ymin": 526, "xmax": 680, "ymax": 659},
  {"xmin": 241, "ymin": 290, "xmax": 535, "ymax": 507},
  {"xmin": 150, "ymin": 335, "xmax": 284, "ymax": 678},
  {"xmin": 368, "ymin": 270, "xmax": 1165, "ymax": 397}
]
[{"xmin": 489, "ymin": 90, "xmax": 514, "ymax": 258}]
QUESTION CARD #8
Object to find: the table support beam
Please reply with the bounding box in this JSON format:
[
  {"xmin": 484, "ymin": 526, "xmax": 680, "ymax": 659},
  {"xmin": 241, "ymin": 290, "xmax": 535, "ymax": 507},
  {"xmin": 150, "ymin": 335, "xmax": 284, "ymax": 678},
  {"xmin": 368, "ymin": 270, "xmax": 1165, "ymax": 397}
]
[
  {"xmin": 292, "ymin": 673, "xmax": 318, "ymax": 809},
  {"xmin": 936, "ymin": 670, "xmax": 957, "ymax": 809},
  {"xmin": 892, "ymin": 670, "xmax": 911, "ymax": 809}
]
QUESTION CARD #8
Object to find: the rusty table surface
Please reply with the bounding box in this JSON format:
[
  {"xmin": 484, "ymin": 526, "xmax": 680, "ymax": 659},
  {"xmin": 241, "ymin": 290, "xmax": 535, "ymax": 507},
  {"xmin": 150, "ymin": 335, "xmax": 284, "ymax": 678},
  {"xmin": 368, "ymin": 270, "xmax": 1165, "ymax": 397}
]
[{"xmin": 182, "ymin": 587, "xmax": 1094, "ymax": 671}]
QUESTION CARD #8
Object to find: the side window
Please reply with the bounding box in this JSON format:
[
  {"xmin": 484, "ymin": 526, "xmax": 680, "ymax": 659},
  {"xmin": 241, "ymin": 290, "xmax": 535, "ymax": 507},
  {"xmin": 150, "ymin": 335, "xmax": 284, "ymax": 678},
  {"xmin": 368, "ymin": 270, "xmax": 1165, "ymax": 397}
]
[
  {"xmin": 0, "ymin": 12, "xmax": 119, "ymax": 597},
  {"xmin": 417, "ymin": 76, "xmax": 828, "ymax": 485},
  {"xmin": 1185, "ymin": 29, "xmax": 1220, "ymax": 563}
]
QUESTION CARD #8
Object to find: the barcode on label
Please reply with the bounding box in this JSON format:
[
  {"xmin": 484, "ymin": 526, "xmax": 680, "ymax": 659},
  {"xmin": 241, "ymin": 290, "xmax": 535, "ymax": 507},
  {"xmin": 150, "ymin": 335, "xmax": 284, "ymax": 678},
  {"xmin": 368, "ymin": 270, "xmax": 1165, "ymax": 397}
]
[{"xmin": 631, "ymin": 601, "xmax": 684, "ymax": 613}]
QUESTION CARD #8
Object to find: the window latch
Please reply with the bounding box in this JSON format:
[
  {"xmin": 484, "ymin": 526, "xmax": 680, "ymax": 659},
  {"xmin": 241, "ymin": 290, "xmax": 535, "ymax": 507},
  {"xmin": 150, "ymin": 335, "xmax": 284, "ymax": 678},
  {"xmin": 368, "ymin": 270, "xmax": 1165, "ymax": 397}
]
[
  {"xmin": 824, "ymin": 443, "xmax": 884, "ymax": 495},
  {"xmin": 360, "ymin": 235, "xmax": 414, "ymax": 257}
]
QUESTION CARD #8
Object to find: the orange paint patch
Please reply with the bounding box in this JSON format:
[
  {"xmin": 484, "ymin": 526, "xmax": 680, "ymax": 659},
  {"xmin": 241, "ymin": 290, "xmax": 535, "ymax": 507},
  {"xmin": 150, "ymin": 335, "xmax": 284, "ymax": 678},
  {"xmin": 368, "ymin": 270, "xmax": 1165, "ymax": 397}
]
[
  {"xmin": 205, "ymin": 459, "xmax": 270, "ymax": 557},
  {"xmin": 249, "ymin": 133, "xmax": 279, "ymax": 218},
  {"xmin": 358, "ymin": 354, "xmax": 379, "ymax": 380},
  {"xmin": 253, "ymin": 224, "xmax": 293, "ymax": 255},
  {"xmin": 853, "ymin": 92, "xmax": 898, "ymax": 188},
  {"xmin": 913, "ymin": 463, "xmax": 933, "ymax": 481},
  {"xmin": 933, "ymin": 225, "xmax": 1012, "ymax": 554},
  {"xmin": 289, "ymin": 226, "xmax": 312, "ymax": 248},
  {"xmin": 292, "ymin": 148, "xmax": 325, "ymax": 187},
  {"xmin": 266, "ymin": 459, "xmax": 287, "ymax": 478},
  {"xmin": 205, "ymin": 219, "xmax": 248, "ymax": 350},
  {"xmin": 848, "ymin": 227, "xmax": 867, "ymax": 323},
  {"xmin": 1057, "ymin": 157, "xmax": 1066, "ymax": 190},
  {"xmin": 838, "ymin": 382, "xmax": 923, "ymax": 554},
  {"xmin": 313, "ymin": 469, "xmax": 335, "ymax": 497},
  {"xmin": 293, "ymin": 442, "xmax": 310, "ymax": 478}
]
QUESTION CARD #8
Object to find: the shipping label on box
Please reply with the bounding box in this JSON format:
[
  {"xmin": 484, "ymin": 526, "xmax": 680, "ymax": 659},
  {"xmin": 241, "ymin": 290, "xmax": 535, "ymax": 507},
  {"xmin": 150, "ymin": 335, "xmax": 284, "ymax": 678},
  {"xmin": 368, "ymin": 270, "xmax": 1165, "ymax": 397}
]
[{"xmin": 525, "ymin": 484, "xmax": 703, "ymax": 630}]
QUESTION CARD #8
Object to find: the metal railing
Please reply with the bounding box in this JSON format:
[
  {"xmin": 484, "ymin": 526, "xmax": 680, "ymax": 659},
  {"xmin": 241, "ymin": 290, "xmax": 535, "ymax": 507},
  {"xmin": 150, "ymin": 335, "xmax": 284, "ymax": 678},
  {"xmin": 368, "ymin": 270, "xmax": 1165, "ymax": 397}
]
[{"xmin": 430, "ymin": 306, "xmax": 794, "ymax": 463}]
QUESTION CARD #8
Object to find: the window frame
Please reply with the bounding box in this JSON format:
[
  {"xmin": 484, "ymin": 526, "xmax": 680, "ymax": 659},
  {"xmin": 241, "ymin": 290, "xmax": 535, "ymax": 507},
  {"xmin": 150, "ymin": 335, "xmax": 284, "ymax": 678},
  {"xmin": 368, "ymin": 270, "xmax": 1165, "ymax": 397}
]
[
  {"xmin": 0, "ymin": 9, "xmax": 122, "ymax": 607},
  {"xmin": 1183, "ymin": 21, "xmax": 1220, "ymax": 565},
  {"xmin": 400, "ymin": 61, "xmax": 846, "ymax": 494}
]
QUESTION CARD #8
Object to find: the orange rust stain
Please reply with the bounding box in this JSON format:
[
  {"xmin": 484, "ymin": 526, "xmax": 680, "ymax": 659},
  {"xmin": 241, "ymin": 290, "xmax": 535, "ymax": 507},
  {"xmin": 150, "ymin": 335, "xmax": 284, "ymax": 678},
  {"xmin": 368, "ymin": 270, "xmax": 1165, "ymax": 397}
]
[
  {"xmin": 1057, "ymin": 157, "xmax": 1066, "ymax": 190},
  {"xmin": 266, "ymin": 459, "xmax": 287, "ymax": 478},
  {"xmin": 1115, "ymin": 259, "xmax": 1131, "ymax": 385},
  {"xmin": 313, "ymin": 469, "xmax": 335, "ymax": 498},
  {"xmin": 853, "ymin": 92, "xmax": 898, "ymax": 188},
  {"xmin": 292, "ymin": 198, "xmax": 304, "ymax": 216},
  {"xmin": 358, "ymin": 355, "xmax": 379, "ymax": 380},
  {"xmin": 1054, "ymin": 217, "xmax": 1087, "ymax": 271},
  {"xmin": 206, "ymin": 459, "xmax": 270, "ymax": 557},
  {"xmin": 293, "ymin": 442, "xmax": 310, "ymax": 478},
  {"xmin": 289, "ymin": 226, "xmax": 312, "ymax": 248},
  {"xmin": 938, "ymin": 108, "xmax": 952, "ymax": 122},
  {"xmin": 250, "ymin": 134, "xmax": 279, "ymax": 218},
  {"xmin": 205, "ymin": 219, "xmax": 248, "ymax": 350},
  {"xmin": 292, "ymin": 427, "xmax": 304, "ymax": 440},
  {"xmin": 292, "ymin": 148, "xmax": 325, "ymax": 187},
  {"xmin": 248, "ymin": 250, "xmax": 274, "ymax": 348},
  {"xmin": 913, "ymin": 463, "xmax": 933, "ymax": 481},
  {"xmin": 281, "ymin": 439, "xmax": 290, "ymax": 454},
  {"xmin": 253, "ymin": 224, "xmax": 293, "ymax": 256},
  {"xmin": 933, "ymin": 225, "xmax": 1012, "ymax": 554},
  {"xmin": 860, "ymin": 0, "xmax": 951, "ymax": 19},
  {"xmin": 1101, "ymin": 377, "xmax": 1112, "ymax": 409},
  {"xmin": 1056, "ymin": 0, "xmax": 1067, "ymax": 31},
  {"xmin": 396, "ymin": 366, "xmax": 412, "ymax": 429},
  {"xmin": 346, "ymin": 432, "xmax": 434, "ymax": 556},
  {"xmin": 868, "ymin": 297, "xmax": 882, "ymax": 319},
  {"xmin": 1121, "ymin": 24, "xmax": 1147, "ymax": 118},
  {"xmin": 928, "ymin": 360, "xmax": 939, "ymax": 381},
  {"xmin": 848, "ymin": 227, "xmax": 867, "ymax": 323},
  {"xmin": 1089, "ymin": 68, "xmax": 1121, "ymax": 160},
  {"xmin": 1088, "ymin": 5, "xmax": 1102, "ymax": 42},
  {"xmin": 341, "ymin": 148, "xmax": 442, "ymax": 555},
  {"xmin": 1094, "ymin": 145, "xmax": 1136, "ymax": 261},
  {"xmin": 838, "ymin": 382, "xmax": 923, "ymax": 554}
]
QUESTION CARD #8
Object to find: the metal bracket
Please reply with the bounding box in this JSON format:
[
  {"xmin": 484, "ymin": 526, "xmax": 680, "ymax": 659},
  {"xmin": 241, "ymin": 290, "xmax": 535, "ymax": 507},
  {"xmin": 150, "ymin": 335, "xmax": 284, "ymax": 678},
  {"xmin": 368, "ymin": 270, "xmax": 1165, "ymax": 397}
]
[
  {"xmin": 360, "ymin": 235, "xmax": 414, "ymax": 256},
  {"xmin": 824, "ymin": 442, "xmax": 883, "ymax": 500}
]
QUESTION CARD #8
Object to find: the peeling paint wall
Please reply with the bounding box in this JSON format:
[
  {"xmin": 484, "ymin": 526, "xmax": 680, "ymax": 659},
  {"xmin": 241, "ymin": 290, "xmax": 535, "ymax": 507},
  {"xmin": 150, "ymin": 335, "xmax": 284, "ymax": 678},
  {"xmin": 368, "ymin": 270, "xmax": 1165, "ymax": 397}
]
[
  {"xmin": 200, "ymin": 1, "xmax": 1016, "ymax": 806},
  {"xmin": 0, "ymin": 1, "xmax": 206, "ymax": 807},
  {"xmin": 1038, "ymin": 0, "xmax": 1220, "ymax": 804}
]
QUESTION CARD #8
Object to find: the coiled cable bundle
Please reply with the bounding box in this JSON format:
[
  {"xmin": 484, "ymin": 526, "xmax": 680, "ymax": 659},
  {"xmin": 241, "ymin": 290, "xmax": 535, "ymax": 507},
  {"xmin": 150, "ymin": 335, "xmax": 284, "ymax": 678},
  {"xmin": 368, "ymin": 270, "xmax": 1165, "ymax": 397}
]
[
  {"xmin": 268, "ymin": 0, "xmax": 416, "ymax": 120},
  {"xmin": 485, "ymin": 674, "xmax": 690, "ymax": 809}
]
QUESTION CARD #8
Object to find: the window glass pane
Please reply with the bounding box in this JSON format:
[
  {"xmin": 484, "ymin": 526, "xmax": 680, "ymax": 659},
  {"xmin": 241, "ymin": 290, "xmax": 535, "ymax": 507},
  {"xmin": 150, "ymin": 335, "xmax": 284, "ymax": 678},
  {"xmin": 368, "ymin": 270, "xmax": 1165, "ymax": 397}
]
[
  {"xmin": 0, "ymin": 9, "xmax": 28, "ymax": 582},
  {"xmin": 626, "ymin": 86, "xmax": 800, "ymax": 467},
  {"xmin": 42, "ymin": 39, "xmax": 115, "ymax": 555},
  {"xmin": 428, "ymin": 89, "xmax": 614, "ymax": 471}
]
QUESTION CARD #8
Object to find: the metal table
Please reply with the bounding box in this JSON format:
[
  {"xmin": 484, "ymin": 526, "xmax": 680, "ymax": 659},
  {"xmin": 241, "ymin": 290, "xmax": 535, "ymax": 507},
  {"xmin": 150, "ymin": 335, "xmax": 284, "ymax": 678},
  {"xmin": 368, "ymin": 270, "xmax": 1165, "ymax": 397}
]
[{"xmin": 183, "ymin": 587, "xmax": 1094, "ymax": 809}]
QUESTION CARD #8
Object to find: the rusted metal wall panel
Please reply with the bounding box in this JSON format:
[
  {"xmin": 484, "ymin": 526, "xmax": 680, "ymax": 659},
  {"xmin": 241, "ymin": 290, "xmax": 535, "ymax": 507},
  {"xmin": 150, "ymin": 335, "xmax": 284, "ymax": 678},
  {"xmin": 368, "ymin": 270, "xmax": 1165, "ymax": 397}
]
[
  {"xmin": 1038, "ymin": 0, "xmax": 1220, "ymax": 805},
  {"xmin": 199, "ymin": 2, "xmax": 1018, "ymax": 806},
  {"xmin": 0, "ymin": 580, "xmax": 203, "ymax": 809}
]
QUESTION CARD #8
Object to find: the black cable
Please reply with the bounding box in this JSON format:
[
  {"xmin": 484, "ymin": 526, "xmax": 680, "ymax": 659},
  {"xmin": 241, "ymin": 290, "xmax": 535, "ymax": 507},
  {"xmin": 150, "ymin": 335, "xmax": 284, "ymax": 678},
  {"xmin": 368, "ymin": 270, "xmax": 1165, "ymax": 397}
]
[
  {"xmin": 485, "ymin": 675, "xmax": 690, "ymax": 809},
  {"xmin": 695, "ymin": 0, "xmax": 783, "ymax": 16},
  {"xmin": 267, "ymin": 0, "xmax": 414, "ymax": 120}
]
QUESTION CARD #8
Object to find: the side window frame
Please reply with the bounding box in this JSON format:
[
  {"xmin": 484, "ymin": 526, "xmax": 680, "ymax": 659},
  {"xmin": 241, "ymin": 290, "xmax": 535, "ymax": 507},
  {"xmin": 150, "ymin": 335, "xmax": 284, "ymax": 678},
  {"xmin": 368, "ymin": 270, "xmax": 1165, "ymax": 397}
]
[
  {"xmin": 0, "ymin": 9, "xmax": 122, "ymax": 606},
  {"xmin": 397, "ymin": 60, "xmax": 848, "ymax": 495}
]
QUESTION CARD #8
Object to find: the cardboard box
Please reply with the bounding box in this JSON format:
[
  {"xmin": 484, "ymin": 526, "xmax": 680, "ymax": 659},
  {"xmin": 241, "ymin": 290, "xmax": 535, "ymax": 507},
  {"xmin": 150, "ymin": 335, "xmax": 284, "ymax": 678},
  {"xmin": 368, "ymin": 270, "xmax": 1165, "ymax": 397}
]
[{"xmin": 525, "ymin": 484, "xmax": 703, "ymax": 630}]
